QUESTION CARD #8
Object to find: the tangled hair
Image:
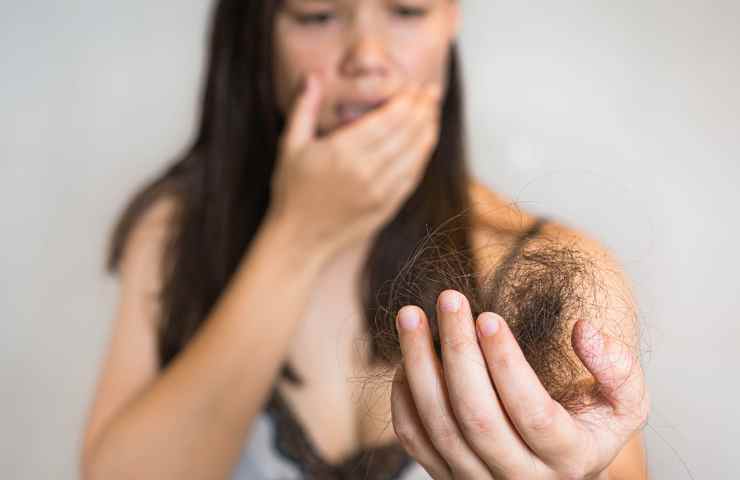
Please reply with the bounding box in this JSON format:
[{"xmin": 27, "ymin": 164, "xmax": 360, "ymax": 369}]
[{"xmin": 360, "ymin": 207, "xmax": 639, "ymax": 415}]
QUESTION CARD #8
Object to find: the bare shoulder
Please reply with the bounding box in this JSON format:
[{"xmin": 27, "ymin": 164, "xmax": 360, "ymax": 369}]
[
  {"xmin": 117, "ymin": 193, "xmax": 180, "ymax": 294},
  {"xmin": 120, "ymin": 193, "xmax": 179, "ymax": 257},
  {"xmin": 468, "ymin": 178, "xmax": 541, "ymax": 240},
  {"xmin": 468, "ymin": 177, "xmax": 615, "ymax": 251},
  {"xmin": 467, "ymin": 177, "xmax": 640, "ymax": 344},
  {"xmin": 467, "ymin": 178, "xmax": 540, "ymax": 270}
]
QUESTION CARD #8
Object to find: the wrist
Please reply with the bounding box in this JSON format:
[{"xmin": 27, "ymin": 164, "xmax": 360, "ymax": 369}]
[{"xmin": 260, "ymin": 210, "xmax": 337, "ymax": 272}]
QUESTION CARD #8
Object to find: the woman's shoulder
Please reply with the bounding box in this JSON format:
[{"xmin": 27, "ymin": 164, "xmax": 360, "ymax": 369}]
[
  {"xmin": 467, "ymin": 176, "xmax": 637, "ymax": 316},
  {"xmin": 468, "ymin": 178, "xmax": 540, "ymax": 239},
  {"xmin": 112, "ymin": 191, "xmax": 180, "ymax": 298},
  {"xmin": 467, "ymin": 176, "xmax": 640, "ymax": 345},
  {"xmin": 467, "ymin": 177, "xmax": 607, "ymax": 257}
]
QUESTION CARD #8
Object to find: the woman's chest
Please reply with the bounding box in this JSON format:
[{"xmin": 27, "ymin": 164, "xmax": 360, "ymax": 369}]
[
  {"xmin": 275, "ymin": 244, "xmax": 397, "ymax": 464},
  {"xmin": 270, "ymin": 201, "xmax": 535, "ymax": 465}
]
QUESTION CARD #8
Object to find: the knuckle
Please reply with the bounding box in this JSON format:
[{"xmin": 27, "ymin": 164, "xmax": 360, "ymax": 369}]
[
  {"xmin": 457, "ymin": 405, "xmax": 496, "ymax": 437},
  {"xmin": 428, "ymin": 417, "xmax": 460, "ymax": 449},
  {"xmin": 617, "ymin": 379, "xmax": 650, "ymax": 428},
  {"xmin": 393, "ymin": 420, "xmax": 419, "ymax": 452},
  {"xmin": 440, "ymin": 334, "xmax": 474, "ymax": 356},
  {"xmin": 490, "ymin": 346, "xmax": 516, "ymax": 371},
  {"xmin": 523, "ymin": 402, "xmax": 557, "ymax": 434}
]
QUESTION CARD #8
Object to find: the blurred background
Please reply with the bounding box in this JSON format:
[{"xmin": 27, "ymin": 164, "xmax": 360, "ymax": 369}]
[{"xmin": 2, "ymin": 1, "xmax": 738, "ymax": 478}]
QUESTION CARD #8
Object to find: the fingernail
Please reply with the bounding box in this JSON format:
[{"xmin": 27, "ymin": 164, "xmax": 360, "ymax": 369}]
[
  {"xmin": 477, "ymin": 313, "xmax": 500, "ymax": 337},
  {"xmin": 398, "ymin": 307, "xmax": 420, "ymax": 331},
  {"xmin": 439, "ymin": 290, "xmax": 461, "ymax": 313}
]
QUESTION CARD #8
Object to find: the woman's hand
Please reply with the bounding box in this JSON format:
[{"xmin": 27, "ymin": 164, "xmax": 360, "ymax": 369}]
[
  {"xmin": 269, "ymin": 72, "xmax": 442, "ymax": 257},
  {"xmin": 390, "ymin": 289, "xmax": 650, "ymax": 479}
]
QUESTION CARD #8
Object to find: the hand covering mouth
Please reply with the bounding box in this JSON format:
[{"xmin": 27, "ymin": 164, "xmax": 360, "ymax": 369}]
[{"xmin": 336, "ymin": 98, "xmax": 389, "ymax": 125}]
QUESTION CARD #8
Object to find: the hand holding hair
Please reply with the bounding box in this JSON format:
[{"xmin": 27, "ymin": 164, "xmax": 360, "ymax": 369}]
[{"xmin": 376, "ymin": 224, "xmax": 649, "ymax": 479}]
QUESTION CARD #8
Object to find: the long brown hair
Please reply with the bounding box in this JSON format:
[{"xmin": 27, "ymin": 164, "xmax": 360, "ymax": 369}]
[{"xmin": 105, "ymin": 0, "xmax": 475, "ymax": 381}]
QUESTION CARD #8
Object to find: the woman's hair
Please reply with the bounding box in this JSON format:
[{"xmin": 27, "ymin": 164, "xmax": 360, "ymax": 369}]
[
  {"xmin": 105, "ymin": 0, "xmax": 475, "ymax": 382},
  {"xmin": 105, "ymin": 1, "xmax": 638, "ymax": 413},
  {"xmin": 367, "ymin": 212, "xmax": 636, "ymax": 414}
]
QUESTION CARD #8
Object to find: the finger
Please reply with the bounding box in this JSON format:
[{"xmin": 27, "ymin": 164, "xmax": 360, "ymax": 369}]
[
  {"xmin": 372, "ymin": 117, "xmax": 437, "ymax": 205},
  {"xmin": 476, "ymin": 311, "xmax": 582, "ymax": 466},
  {"xmin": 330, "ymin": 84, "xmax": 418, "ymax": 151},
  {"xmin": 368, "ymin": 86, "xmax": 431, "ymax": 162},
  {"xmin": 371, "ymin": 84, "xmax": 441, "ymax": 178},
  {"xmin": 366, "ymin": 83, "xmax": 434, "ymax": 157},
  {"xmin": 371, "ymin": 83, "xmax": 442, "ymax": 199},
  {"xmin": 391, "ymin": 366, "xmax": 453, "ymax": 480},
  {"xmin": 282, "ymin": 72, "xmax": 323, "ymax": 154},
  {"xmin": 436, "ymin": 290, "xmax": 537, "ymax": 476},
  {"xmin": 572, "ymin": 319, "xmax": 650, "ymax": 427},
  {"xmin": 396, "ymin": 305, "xmax": 493, "ymax": 479}
]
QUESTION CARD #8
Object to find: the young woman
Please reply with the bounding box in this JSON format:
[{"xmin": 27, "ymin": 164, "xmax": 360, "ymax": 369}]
[{"xmin": 80, "ymin": 1, "xmax": 650, "ymax": 478}]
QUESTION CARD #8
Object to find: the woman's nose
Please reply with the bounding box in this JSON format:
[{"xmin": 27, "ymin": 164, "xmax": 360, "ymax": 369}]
[{"xmin": 341, "ymin": 24, "xmax": 391, "ymax": 78}]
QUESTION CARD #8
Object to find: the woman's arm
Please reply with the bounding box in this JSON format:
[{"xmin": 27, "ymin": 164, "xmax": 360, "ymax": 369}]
[
  {"xmin": 80, "ymin": 203, "xmax": 333, "ymax": 480},
  {"xmin": 607, "ymin": 430, "xmax": 649, "ymax": 479},
  {"xmin": 81, "ymin": 72, "xmax": 440, "ymax": 480}
]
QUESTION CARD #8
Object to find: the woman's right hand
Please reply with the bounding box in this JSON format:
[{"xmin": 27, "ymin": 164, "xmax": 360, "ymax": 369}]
[{"xmin": 268, "ymin": 72, "xmax": 443, "ymax": 259}]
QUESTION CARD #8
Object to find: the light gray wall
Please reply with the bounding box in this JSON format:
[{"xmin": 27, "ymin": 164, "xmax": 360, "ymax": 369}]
[{"xmin": 2, "ymin": 1, "xmax": 737, "ymax": 478}]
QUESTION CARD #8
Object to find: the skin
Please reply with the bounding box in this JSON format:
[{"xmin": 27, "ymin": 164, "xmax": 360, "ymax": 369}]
[
  {"xmin": 393, "ymin": 288, "xmax": 650, "ymax": 479},
  {"xmin": 273, "ymin": 0, "xmax": 459, "ymax": 137},
  {"xmin": 271, "ymin": 0, "xmax": 650, "ymax": 477}
]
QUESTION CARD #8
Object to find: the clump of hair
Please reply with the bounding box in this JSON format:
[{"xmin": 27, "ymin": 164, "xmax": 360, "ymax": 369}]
[{"xmin": 362, "ymin": 210, "xmax": 637, "ymax": 414}]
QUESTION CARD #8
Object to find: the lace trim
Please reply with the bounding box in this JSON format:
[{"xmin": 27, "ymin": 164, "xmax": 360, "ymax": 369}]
[{"xmin": 265, "ymin": 387, "xmax": 413, "ymax": 479}]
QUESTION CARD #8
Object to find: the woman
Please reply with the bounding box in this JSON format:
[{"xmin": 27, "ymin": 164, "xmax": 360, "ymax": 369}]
[{"xmin": 80, "ymin": 0, "xmax": 650, "ymax": 478}]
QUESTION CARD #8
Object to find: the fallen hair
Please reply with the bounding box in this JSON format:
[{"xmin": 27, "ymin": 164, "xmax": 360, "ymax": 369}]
[{"xmin": 357, "ymin": 210, "xmax": 640, "ymax": 415}]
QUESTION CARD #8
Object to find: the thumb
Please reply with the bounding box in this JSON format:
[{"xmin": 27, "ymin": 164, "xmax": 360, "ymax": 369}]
[
  {"xmin": 572, "ymin": 319, "xmax": 648, "ymax": 419},
  {"xmin": 282, "ymin": 72, "xmax": 322, "ymax": 154}
]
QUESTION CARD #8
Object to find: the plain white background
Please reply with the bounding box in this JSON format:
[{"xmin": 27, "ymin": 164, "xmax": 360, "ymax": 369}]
[{"xmin": 2, "ymin": 1, "xmax": 738, "ymax": 478}]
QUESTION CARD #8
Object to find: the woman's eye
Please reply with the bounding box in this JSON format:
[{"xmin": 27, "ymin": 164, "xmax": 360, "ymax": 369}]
[
  {"xmin": 292, "ymin": 6, "xmax": 427, "ymax": 26},
  {"xmin": 294, "ymin": 11, "xmax": 335, "ymax": 25},
  {"xmin": 394, "ymin": 5, "xmax": 428, "ymax": 18}
]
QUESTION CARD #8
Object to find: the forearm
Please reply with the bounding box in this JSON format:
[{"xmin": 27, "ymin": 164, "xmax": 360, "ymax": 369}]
[
  {"xmin": 604, "ymin": 431, "xmax": 649, "ymax": 480},
  {"xmin": 83, "ymin": 215, "xmax": 333, "ymax": 480}
]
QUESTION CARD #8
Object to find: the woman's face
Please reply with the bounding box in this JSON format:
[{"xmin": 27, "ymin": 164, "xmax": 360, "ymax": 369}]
[{"xmin": 273, "ymin": 0, "xmax": 460, "ymax": 137}]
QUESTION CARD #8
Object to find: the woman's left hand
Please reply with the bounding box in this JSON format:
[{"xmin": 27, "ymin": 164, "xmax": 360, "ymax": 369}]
[{"xmin": 390, "ymin": 289, "xmax": 650, "ymax": 480}]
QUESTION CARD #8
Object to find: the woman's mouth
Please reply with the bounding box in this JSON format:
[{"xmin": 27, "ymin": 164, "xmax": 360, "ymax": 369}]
[{"xmin": 335, "ymin": 99, "xmax": 388, "ymax": 127}]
